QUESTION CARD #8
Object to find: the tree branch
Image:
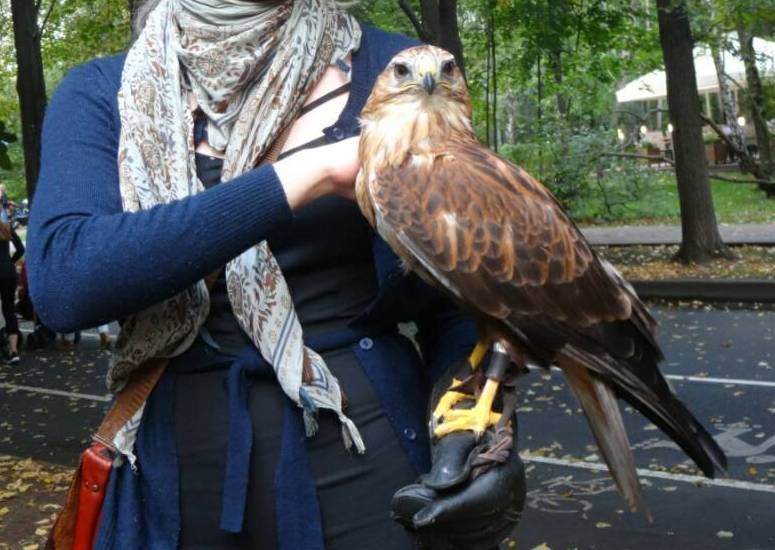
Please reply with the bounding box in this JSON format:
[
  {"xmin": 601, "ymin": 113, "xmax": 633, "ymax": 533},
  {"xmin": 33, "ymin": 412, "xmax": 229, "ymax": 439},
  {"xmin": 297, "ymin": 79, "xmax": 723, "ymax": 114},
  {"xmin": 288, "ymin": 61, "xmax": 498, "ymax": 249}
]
[
  {"xmin": 614, "ymin": 108, "xmax": 671, "ymax": 125},
  {"xmin": 700, "ymin": 112, "xmax": 774, "ymax": 188},
  {"xmin": 602, "ymin": 152, "xmax": 773, "ymax": 186},
  {"xmin": 707, "ymin": 173, "xmax": 775, "ymax": 185},
  {"xmin": 398, "ymin": 0, "xmax": 431, "ymax": 42},
  {"xmin": 600, "ymin": 152, "xmax": 674, "ymax": 164},
  {"xmin": 37, "ymin": 0, "xmax": 57, "ymax": 39}
]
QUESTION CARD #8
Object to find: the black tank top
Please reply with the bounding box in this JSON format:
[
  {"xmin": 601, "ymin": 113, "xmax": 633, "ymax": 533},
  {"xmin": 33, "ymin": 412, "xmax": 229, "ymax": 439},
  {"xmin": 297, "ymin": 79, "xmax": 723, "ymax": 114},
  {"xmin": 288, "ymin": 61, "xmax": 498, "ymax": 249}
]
[{"xmin": 193, "ymin": 146, "xmax": 377, "ymax": 354}]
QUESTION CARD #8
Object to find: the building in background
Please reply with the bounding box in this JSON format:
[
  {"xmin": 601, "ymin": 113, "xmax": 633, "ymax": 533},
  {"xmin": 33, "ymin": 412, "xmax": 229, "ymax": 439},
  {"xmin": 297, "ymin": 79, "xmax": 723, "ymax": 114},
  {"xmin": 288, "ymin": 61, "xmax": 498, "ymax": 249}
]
[{"xmin": 615, "ymin": 35, "xmax": 775, "ymax": 162}]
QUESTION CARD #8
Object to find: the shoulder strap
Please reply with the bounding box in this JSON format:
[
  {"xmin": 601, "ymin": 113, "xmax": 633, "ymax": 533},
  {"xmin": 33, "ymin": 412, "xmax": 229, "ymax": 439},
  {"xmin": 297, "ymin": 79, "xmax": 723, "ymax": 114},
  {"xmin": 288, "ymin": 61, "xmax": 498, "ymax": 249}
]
[{"xmin": 93, "ymin": 358, "xmax": 167, "ymax": 447}]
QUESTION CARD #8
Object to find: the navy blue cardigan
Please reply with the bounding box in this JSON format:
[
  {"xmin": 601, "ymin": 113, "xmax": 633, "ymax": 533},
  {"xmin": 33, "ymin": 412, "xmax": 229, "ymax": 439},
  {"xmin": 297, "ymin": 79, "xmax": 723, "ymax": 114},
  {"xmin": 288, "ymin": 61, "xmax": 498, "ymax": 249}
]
[{"xmin": 29, "ymin": 24, "xmax": 477, "ymax": 548}]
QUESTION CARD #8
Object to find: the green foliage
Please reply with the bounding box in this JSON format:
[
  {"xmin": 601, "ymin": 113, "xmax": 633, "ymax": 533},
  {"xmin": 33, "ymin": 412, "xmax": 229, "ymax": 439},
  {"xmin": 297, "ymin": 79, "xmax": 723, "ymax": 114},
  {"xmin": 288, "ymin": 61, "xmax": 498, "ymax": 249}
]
[
  {"xmin": 0, "ymin": 142, "xmax": 26, "ymax": 200},
  {"xmin": 0, "ymin": 0, "xmax": 131, "ymax": 137},
  {"xmin": 0, "ymin": 120, "xmax": 17, "ymax": 170},
  {"xmin": 572, "ymin": 171, "xmax": 775, "ymax": 225},
  {"xmin": 501, "ymin": 121, "xmax": 654, "ymax": 219},
  {"xmin": 351, "ymin": 0, "xmax": 417, "ymax": 36},
  {"xmin": 0, "ymin": 0, "xmax": 131, "ymax": 199}
]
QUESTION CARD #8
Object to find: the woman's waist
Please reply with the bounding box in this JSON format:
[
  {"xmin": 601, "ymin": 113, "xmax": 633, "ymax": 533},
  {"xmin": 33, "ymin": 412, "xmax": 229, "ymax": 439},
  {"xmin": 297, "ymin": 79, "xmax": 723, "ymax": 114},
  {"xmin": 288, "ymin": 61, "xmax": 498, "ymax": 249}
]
[{"xmin": 168, "ymin": 320, "xmax": 401, "ymax": 376}]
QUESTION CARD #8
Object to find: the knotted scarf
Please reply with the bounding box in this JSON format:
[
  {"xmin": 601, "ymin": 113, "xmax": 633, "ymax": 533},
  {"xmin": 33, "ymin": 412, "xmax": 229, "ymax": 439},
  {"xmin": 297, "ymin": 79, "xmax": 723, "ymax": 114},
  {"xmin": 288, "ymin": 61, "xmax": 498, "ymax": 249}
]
[{"xmin": 111, "ymin": 0, "xmax": 364, "ymax": 463}]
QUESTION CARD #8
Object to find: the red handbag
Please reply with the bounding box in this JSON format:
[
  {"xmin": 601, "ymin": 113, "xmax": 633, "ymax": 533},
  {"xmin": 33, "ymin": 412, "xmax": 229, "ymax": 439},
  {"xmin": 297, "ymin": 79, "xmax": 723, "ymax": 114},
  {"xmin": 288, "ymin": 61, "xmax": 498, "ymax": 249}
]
[
  {"xmin": 72, "ymin": 443, "xmax": 114, "ymax": 548},
  {"xmin": 46, "ymin": 360, "xmax": 168, "ymax": 550}
]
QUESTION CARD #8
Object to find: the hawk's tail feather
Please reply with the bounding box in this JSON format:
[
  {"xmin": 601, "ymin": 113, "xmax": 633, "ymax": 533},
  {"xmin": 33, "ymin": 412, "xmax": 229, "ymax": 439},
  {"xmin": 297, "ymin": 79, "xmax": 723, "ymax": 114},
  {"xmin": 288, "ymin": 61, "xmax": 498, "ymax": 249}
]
[
  {"xmin": 559, "ymin": 357, "xmax": 651, "ymax": 520},
  {"xmin": 561, "ymin": 345, "xmax": 727, "ymax": 480}
]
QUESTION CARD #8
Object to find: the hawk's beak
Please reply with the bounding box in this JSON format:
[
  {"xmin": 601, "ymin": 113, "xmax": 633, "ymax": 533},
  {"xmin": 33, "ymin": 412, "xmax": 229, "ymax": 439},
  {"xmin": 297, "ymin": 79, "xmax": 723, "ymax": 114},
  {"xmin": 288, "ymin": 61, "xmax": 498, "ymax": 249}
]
[{"xmin": 421, "ymin": 73, "xmax": 436, "ymax": 95}]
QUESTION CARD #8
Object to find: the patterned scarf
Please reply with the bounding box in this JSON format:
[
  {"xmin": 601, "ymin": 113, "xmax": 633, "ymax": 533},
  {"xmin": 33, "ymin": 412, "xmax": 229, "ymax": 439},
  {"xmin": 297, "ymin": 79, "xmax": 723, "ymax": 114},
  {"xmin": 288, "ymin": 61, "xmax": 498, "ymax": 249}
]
[{"xmin": 112, "ymin": 0, "xmax": 364, "ymax": 462}]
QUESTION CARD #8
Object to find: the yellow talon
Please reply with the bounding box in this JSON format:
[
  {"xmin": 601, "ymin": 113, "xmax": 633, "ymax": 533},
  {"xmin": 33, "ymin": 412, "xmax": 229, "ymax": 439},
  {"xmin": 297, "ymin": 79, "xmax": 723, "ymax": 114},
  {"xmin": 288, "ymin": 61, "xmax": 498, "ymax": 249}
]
[
  {"xmin": 432, "ymin": 386, "xmax": 471, "ymax": 422},
  {"xmin": 433, "ymin": 341, "xmax": 489, "ymax": 422},
  {"xmin": 468, "ymin": 341, "xmax": 489, "ymax": 370},
  {"xmin": 433, "ymin": 378, "xmax": 501, "ymax": 438}
]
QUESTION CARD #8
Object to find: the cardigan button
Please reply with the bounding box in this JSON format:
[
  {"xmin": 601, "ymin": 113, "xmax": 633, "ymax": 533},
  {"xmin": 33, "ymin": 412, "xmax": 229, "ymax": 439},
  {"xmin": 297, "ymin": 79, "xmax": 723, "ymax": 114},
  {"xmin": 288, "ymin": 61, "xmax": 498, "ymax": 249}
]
[
  {"xmin": 332, "ymin": 126, "xmax": 345, "ymax": 141},
  {"xmin": 403, "ymin": 428, "xmax": 417, "ymax": 441},
  {"xmin": 359, "ymin": 337, "xmax": 374, "ymax": 351}
]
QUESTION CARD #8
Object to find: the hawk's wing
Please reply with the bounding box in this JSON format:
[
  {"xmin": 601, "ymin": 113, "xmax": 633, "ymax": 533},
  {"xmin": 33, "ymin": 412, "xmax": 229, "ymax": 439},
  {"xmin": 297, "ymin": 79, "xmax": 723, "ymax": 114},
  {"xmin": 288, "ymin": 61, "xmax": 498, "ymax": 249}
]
[{"xmin": 369, "ymin": 142, "xmax": 642, "ymax": 333}]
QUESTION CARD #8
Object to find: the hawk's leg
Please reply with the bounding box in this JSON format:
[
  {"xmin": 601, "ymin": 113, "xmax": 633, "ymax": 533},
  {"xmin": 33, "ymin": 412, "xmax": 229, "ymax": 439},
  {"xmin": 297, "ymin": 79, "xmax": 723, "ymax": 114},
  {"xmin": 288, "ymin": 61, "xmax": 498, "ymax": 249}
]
[
  {"xmin": 431, "ymin": 340, "xmax": 490, "ymax": 423},
  {"xmin": 433, "ymin": 342, "xmax": 511, "ymax": 439}
]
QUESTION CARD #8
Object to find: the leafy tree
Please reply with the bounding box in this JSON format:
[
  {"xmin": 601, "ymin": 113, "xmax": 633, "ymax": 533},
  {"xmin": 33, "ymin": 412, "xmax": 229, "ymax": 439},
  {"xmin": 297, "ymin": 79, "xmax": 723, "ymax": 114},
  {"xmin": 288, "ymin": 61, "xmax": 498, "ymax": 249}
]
[
  {"xmin": 10, "ymin": 0, "xmax": 49, "ymax": 200},
  {"xmin": 693, "ymin": 0, "xmax": 775, "ymax": 195},
  {"xmin": 1, "ymin": 0, "xmax": 130, "ymax": 199},
  {"xmin": 656, "ymin": 0, "xmax": 731, "ymax": 262},
  {"xmin": 393, "ymin": 0, "xmax": 466, "ymax": 73}
]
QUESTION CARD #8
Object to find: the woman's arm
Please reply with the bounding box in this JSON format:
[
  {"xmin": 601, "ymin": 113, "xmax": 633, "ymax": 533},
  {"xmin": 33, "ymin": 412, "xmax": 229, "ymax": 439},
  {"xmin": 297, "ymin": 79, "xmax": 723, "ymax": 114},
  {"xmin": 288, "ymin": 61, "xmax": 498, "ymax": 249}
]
[
  {"xmin": 28, "ymin": 63, "xmax": 357, "ymax": 332},
  {"xmin": 10, "ymin": 230, "xmax": 24, "ymax": 264}
]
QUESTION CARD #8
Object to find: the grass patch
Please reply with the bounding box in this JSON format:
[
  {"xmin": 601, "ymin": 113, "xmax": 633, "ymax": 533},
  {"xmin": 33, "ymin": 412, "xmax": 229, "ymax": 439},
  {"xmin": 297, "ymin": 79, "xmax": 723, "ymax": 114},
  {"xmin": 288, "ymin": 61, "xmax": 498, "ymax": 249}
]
[
  {"xmin": 596, "ymin": 245, "xmax": 775, "ymax": 280},
  {"xmin": 572, "ymin": 171, "xmax": 775, "ymax": 226}
]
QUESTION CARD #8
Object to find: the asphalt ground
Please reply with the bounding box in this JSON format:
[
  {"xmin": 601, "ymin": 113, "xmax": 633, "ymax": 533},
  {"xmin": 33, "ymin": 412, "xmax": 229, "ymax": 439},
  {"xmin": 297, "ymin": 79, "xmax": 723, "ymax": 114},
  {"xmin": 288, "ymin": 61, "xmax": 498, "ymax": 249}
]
[{"xmin": 1, "ymin": 306, "xmax": 775, "ymax": 548}]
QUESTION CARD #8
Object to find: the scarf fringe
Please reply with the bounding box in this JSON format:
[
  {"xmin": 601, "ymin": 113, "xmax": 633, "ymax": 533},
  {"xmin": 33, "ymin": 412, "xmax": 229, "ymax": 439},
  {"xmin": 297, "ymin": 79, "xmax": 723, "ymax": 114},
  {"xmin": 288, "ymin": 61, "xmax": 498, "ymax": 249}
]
[
  {"xmin": 338, "ymin": 414, "xmax": 366, "ymax": 454},
  {"xmin": 299, "ymin": 387, "xmax": 320, "ymax": 437}
]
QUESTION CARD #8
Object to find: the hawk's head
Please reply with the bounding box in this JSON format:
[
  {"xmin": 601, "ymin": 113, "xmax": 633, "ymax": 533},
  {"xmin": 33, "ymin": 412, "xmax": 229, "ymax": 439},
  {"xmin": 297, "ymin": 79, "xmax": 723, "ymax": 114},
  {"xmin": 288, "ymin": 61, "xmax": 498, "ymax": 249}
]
[
  {"xmin": 359, "ymin": 46, "xmax": 474, "ymax": 167},
  {"xmin": 374, "ymin": 45, "xmax": 469, "ymax": 102}
]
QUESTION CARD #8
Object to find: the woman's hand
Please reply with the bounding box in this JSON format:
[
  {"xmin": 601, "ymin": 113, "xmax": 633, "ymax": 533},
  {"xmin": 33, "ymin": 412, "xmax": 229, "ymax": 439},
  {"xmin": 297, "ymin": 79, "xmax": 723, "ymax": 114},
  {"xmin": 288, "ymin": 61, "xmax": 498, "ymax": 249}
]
[{"xmin": 274, "ymin": 136, "xmax": 360, "ymax": 211}]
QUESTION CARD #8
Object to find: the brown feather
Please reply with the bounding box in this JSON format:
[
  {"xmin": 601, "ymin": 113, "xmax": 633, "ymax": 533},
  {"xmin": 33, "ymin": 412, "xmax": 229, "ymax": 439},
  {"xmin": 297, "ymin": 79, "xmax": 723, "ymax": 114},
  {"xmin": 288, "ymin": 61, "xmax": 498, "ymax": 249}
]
[{"xmin": 560, "ymin": 357, "xmax": 651, "ymax": 520}]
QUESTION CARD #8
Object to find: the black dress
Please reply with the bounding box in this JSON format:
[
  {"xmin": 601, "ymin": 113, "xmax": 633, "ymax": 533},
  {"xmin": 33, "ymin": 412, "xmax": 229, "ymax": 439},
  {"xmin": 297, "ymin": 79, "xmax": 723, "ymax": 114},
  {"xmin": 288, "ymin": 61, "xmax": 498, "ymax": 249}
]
[
  {"xmin": 170, "ymin": 153, "xmax": 418, "ymax": 549},
  {"xmin": 0, "ymin": 224, "xmax": 24, "ymax": 335}
]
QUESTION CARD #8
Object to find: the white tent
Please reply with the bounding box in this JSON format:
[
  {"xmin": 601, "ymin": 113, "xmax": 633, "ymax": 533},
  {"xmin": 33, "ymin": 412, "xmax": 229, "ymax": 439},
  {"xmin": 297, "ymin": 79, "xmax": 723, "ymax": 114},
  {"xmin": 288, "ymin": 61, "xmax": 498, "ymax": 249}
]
[{"xmin": 616, "ymin": 36, "xmax": 775, "ymax": 104}]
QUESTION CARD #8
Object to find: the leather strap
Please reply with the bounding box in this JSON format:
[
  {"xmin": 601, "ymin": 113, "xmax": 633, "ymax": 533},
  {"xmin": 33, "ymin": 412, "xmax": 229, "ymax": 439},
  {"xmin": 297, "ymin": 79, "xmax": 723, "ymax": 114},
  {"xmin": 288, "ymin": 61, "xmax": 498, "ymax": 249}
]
[{"xmin": 93, "ymin": 359, "xmax": 168, "ymax": 447}]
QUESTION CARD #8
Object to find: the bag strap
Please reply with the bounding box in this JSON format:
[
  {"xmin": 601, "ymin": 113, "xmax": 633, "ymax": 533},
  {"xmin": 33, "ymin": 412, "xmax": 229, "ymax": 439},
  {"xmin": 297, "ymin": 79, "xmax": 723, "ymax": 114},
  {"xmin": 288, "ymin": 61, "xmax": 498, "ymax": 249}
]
[{"xmin": 93, "ymin": 358, "xmax": 168, "ymax": 447}]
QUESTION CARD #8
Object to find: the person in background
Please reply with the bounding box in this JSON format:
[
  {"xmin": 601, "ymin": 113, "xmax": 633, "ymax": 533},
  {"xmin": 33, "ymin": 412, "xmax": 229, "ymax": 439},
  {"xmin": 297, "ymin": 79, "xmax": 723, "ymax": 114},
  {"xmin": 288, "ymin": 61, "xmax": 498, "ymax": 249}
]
[
  {"xmin": 97, "ymin": 323, "xmax": 113, "ymax": 350},
  {"xmin": 0, "ymin": 206, "xmax": 24, "ymax": 364}
]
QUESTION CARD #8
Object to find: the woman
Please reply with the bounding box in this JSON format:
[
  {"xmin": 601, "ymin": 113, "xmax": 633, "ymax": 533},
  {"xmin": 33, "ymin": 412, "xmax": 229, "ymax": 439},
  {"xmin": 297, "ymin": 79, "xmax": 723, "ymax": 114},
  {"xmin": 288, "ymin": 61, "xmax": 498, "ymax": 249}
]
[
  {"xmin": 0, "ymin": 210, "xmax": 23, "ymax": 364},
  {"xmin": 30, "ymin": 0, "xmax": 481, "ymax": 548}
]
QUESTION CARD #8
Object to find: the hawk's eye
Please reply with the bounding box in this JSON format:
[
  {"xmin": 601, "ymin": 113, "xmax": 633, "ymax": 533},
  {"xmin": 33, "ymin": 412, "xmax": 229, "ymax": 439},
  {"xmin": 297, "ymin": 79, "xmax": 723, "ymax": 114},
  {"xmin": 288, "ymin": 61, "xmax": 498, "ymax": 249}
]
[
  {"xmin": 442, "ymin": 60, "xmax": 456, "ymax": 76},
  {"xmin": 393, "ymin": 63, "xmax": 410, "ymax": 78}
]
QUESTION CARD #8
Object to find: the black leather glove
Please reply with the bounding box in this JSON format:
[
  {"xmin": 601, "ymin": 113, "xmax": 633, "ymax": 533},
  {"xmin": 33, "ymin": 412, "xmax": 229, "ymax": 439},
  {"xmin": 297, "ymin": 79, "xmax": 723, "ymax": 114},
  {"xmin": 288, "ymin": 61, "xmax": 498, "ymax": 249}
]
[{"xmin": 391, "ymin": 359, "xmax": 526, "ymax": 550}]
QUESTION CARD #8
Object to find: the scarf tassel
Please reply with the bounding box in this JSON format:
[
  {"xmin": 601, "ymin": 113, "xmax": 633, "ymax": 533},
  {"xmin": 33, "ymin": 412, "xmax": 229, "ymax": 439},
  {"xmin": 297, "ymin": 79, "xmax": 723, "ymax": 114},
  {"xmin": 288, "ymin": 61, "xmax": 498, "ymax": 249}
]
[
  {"xmin": 298, "ymin": 387, "xmax": 365, "ymax": 453},
  {"xmin": 338, "ymin": 414, "xmax": 366, "ymax": 454},
  {"xmin": 298, "ymin": 387, "xmax": 319, "ymax": 437}
]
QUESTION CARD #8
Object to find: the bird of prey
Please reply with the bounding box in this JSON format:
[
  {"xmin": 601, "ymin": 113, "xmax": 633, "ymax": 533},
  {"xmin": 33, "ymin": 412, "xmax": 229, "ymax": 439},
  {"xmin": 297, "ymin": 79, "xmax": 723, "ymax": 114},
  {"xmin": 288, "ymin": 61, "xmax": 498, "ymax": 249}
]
[{"xmin": 356, "ymin": 45, "xmax": 726, "ymax": 515}]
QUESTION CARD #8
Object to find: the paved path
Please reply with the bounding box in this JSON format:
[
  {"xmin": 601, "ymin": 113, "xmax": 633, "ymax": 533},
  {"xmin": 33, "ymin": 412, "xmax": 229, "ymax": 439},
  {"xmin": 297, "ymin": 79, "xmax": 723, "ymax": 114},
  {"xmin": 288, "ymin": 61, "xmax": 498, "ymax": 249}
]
[
  {"xmin": 2, "ymin": 305, "xmax": 775, "ymax": 547},
  {"xmin": 581, "ymin": 223, "xmax": 775, "ymax": 246}
]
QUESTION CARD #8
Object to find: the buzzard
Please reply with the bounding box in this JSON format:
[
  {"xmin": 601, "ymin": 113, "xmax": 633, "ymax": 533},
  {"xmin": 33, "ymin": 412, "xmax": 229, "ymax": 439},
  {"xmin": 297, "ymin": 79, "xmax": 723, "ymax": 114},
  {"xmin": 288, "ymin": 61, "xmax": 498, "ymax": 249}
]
[{"xmin": 356, "ymin": 45, "xmax": 726, "ymax": 515}]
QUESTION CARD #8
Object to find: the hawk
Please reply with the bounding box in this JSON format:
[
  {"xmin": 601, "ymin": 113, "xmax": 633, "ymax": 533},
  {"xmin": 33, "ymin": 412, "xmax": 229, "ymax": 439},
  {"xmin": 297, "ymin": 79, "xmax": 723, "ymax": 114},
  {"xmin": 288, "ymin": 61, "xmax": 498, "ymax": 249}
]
[{"xmin": 356, "ymin": 45, "xmax": 726, "ymax": 515}]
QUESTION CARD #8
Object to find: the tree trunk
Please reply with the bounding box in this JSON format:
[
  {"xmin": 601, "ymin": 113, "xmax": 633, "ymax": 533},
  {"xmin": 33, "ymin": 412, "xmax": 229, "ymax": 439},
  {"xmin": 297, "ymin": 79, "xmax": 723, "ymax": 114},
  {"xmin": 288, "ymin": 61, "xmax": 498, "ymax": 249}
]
[
  {"xmin": 711, "ymin": 46, "xmax": 745, "ymax": 151},
  {"xmin": 501, "ymin": 91, "xmax": 516, "ymax": 145},
  {"xmin": 398, "ymin": 0, "xmax": 465, "ymax": 76},
  {"xmin": 437, "ymin": 0, "xmax": 465, "ymax": 76},
  {"xmin": 548, "ymin": 49, "xmax": 569, "ymax": 119},
  {"xmin": 127, "ymin": 0, "xmax": 141, "ymax": 19},
  {"xmin": 489, "ymin": 7, "xmax": 497, "ymax": 151},
  {"xmin": 656, "ymin": 0, "xmax": 730, "ymax": 263},
  {"xmin": 737, "ymin": 27, "xmax": 773, "ymax": 185},
  {"xmin": 11, "ymin": 0, "xmax": 47, "ymax": 201}
]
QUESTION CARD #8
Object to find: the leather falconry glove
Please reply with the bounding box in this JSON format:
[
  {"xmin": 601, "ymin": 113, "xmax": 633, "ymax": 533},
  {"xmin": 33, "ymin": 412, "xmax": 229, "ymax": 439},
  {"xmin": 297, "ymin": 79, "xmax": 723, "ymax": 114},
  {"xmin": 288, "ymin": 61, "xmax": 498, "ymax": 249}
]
[{"xmin": 391, "ymin": 355, "xmax": 527, "ymax": 550}]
